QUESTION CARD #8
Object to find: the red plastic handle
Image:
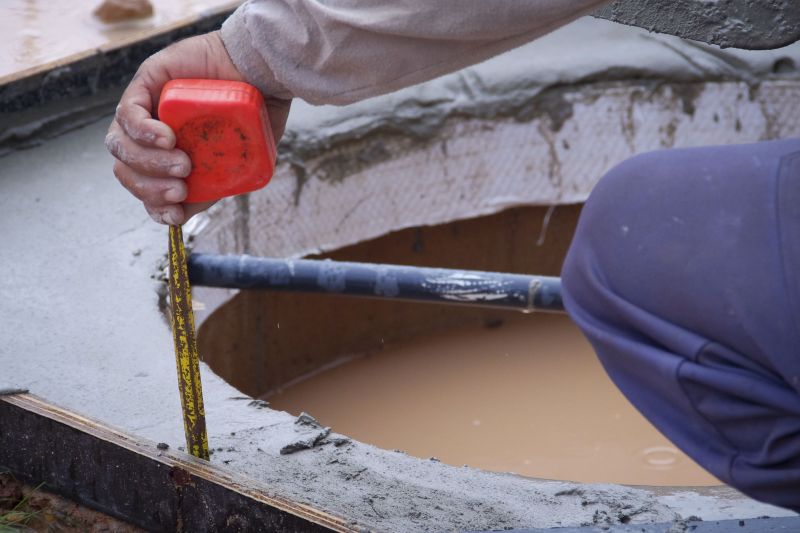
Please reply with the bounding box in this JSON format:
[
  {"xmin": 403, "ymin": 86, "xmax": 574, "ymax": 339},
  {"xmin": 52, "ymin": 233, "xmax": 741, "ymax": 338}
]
[{"xmin": 158, "ymin": 79, "xmax": 277, "ymax": 203}]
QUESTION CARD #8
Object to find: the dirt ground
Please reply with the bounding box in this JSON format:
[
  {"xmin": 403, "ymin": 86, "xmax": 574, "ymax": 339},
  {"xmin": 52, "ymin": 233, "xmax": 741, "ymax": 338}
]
[{"xmin": 0, "ymin": 472, "xmax": 141, "ymax": 532}]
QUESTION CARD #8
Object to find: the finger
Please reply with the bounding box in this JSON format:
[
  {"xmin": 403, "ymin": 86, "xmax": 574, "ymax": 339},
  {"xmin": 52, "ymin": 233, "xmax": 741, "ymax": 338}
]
[
  {"xmin": 144, "ymin": 202, "xmax": 214, "ymax": 226},
  {"xmin": 116, "ymin": 101, "xmax": 176, "ymax": 150},
  {"xmin": 113, "ymin": 160, "xmax": 188, "ymax": 206},
  {"xmin": 144, "ymin": 199, "xmax": 216, "ymax": 226},
  {"xmin": 265, "ymin": 97, "xmax": 291, "ymax": 141},
  {"xmin": 144, "ymin": 203, "xmax": 185, "ymax": 226},
  {"xmin": 105, "ymin": 121, "xmax": 191, "ymax": 178},
  {"xmin": 115, "ymin": 62, "xmax": 175, "ymax": 149}
]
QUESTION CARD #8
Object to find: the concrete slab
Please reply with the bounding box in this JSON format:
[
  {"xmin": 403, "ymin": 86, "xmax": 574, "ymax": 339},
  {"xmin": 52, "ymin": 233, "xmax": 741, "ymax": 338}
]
[{"xmin": 0, "ymin": 119, "xmax": 793, "ymax": 533}]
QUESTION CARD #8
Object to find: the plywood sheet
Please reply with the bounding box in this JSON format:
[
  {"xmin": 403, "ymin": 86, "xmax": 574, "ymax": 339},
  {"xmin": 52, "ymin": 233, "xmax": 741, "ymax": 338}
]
[{"xmin": 0, "ymin": 0, "xmax": 240, "ymax": 83}]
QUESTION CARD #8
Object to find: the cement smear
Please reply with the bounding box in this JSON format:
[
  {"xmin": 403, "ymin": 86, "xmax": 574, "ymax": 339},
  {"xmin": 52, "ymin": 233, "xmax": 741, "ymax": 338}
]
[{"xmin": 278, "ymin": 17, "xmax": 800, "ymax": 184}]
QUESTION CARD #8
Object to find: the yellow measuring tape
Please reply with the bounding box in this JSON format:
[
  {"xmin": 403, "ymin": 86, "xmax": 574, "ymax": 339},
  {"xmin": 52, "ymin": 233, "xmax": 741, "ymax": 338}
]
[{"xmin": 168, "ymin": 224, "xmax": 210, "ymax": 460}]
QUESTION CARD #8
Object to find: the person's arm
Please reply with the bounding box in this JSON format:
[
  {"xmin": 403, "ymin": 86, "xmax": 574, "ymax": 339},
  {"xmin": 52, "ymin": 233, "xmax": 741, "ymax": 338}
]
[
  {"xmin": 106, "ymin": 0, "xmax": 609, "ymax": 225},
  {"xmin": 222, "ymin": 0, "xmax": 609, "ymax": 105}
]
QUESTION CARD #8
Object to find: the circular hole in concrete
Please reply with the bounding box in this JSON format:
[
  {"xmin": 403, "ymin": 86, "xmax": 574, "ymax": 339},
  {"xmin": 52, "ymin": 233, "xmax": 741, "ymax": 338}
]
[{"xmin": 197, "ymin": 205, "xmax": 718, "ymax": 487}]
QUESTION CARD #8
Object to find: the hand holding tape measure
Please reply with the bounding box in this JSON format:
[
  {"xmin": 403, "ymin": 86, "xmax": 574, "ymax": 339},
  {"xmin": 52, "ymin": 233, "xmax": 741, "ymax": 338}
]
[
  {"xmin": 105, "ymin": 32, "xmax": 290, "ymax": 226},
  {"xmin": 158, "ymin": 78, "xmax": 277, "ymax": 459}
]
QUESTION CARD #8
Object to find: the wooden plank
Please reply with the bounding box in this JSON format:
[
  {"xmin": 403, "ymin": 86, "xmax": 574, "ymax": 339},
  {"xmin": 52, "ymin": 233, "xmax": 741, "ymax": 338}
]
[
  {"xmin": 0, "ymin": 393, "xmax": 360, "ymax": 533},
  {"xmin": 0, "ymin": 2, "xmax": 240, "ymax": 85},
  {"xmin": 0, "ymin": 5, "xmax": 235, "ymax": 112}
]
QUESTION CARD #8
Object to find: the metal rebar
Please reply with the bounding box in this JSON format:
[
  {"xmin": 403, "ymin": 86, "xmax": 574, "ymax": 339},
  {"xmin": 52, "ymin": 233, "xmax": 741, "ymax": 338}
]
[{"xmin": 187, "ymin": 254, "xmax": 564, "ymax": 313}]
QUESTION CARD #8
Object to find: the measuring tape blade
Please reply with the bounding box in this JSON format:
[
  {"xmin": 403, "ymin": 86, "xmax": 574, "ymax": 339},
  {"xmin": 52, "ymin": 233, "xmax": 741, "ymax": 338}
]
[{"xmin": 168, "ymin": 224, "xmax": 210, "ymax": 460}]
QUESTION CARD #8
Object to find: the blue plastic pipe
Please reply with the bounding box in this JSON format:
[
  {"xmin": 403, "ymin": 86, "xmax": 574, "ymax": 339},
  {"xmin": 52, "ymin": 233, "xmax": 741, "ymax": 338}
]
[{"xmin": 187, "ymin": 253, "xmax": 564, "ymax": 313}]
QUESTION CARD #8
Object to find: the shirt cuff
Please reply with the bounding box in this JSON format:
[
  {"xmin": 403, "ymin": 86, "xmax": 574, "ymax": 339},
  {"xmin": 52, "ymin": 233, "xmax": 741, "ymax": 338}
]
[{"xmin": 220, "ymin": 4, "xmax": 293, "ymax": 101}]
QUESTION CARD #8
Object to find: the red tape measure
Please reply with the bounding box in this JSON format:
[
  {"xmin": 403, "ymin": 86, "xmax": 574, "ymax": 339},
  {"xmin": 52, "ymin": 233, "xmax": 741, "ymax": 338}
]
[{"xmin": 158, "ymin": 79, "xmax": 276, "ymax": 203}]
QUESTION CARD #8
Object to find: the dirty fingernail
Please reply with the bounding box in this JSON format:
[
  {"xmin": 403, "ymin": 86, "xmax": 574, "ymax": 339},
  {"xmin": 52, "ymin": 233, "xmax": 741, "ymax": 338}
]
[
  {"xmin": 163, "ymin": 212, "xmax": 181, "ymax": 225},
  {"xmin": 148, "ymin": 211, "xmax": 166, "ymax": 224},
  {"xmin": 169, "ymin": 163, "xmax": 189, "ymax": 177},
  {"xmin": 164, "ymin": 187, "xmax": 185, "ymax": 203}
]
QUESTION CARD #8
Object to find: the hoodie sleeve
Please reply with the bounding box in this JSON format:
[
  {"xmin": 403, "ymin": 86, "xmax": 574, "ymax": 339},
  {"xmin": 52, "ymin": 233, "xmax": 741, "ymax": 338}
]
[{"xmin": 220, "ymin": 0, "xmax": 609, "ymax": 105}]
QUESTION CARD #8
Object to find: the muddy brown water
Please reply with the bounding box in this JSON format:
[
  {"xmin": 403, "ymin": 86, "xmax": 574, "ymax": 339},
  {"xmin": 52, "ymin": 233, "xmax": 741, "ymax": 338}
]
[{"xmin": 267, "ymin": 313, "xmax": 719, "ymax": 486}]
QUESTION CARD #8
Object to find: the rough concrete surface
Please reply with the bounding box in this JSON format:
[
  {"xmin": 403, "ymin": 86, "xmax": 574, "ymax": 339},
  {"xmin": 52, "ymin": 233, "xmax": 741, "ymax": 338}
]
[
  {"xmin": 1, "ymin": 16, "xmax": 799, "ymax": 533},
  {"xmin": 595, "ymin": 0, "xmax": 800, "ymax": 50}
]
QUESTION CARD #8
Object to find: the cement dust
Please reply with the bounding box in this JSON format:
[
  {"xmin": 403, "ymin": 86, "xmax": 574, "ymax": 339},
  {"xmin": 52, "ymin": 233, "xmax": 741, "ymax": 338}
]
[
  {"xmin": 1, "ymin": 0, "xmax": 238, "ymax": 81},
  {"xmin": 267, "ymin": 313, "xmax": 719, "ymax": 486}
]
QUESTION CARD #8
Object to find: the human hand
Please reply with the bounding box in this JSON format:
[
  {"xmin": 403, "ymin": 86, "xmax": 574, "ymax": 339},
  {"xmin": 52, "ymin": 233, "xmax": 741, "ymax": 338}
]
[{"xmin": 105, "ymin": 31, "xmax": 291, "ymax": 225}]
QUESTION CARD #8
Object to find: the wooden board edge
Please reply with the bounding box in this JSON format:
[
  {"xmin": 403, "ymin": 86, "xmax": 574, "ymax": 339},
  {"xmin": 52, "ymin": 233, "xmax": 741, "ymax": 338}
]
[
  {"xmin": 0, "ymin": 392, "xmax": 363, "ymax": 533},
  {"xmin": 0, "ymin": 2, "xmax": 240, "ymax": 87}
]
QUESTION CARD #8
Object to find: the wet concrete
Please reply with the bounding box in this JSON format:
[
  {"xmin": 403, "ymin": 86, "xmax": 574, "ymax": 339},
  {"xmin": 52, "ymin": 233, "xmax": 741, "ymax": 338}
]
[
  {"xmin": 1, "ymin": 116, "xmax": 794, "ymax": 532},
  {"xmin": 595, "ymin": 0, "xmax": 800, "ymax": 50}
]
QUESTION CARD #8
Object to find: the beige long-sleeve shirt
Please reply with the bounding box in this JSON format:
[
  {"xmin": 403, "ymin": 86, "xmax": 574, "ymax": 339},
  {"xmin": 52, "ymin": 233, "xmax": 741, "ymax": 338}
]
[{"xmin": 220, "ymin": 0, "xmax": 610, "ymax": 106}]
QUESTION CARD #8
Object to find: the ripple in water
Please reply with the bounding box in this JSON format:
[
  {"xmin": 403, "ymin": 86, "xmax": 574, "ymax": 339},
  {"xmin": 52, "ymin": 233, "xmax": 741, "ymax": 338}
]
[{"xmin": 640, "ymin": 446, "xmax": 681, "ymax": 470}]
